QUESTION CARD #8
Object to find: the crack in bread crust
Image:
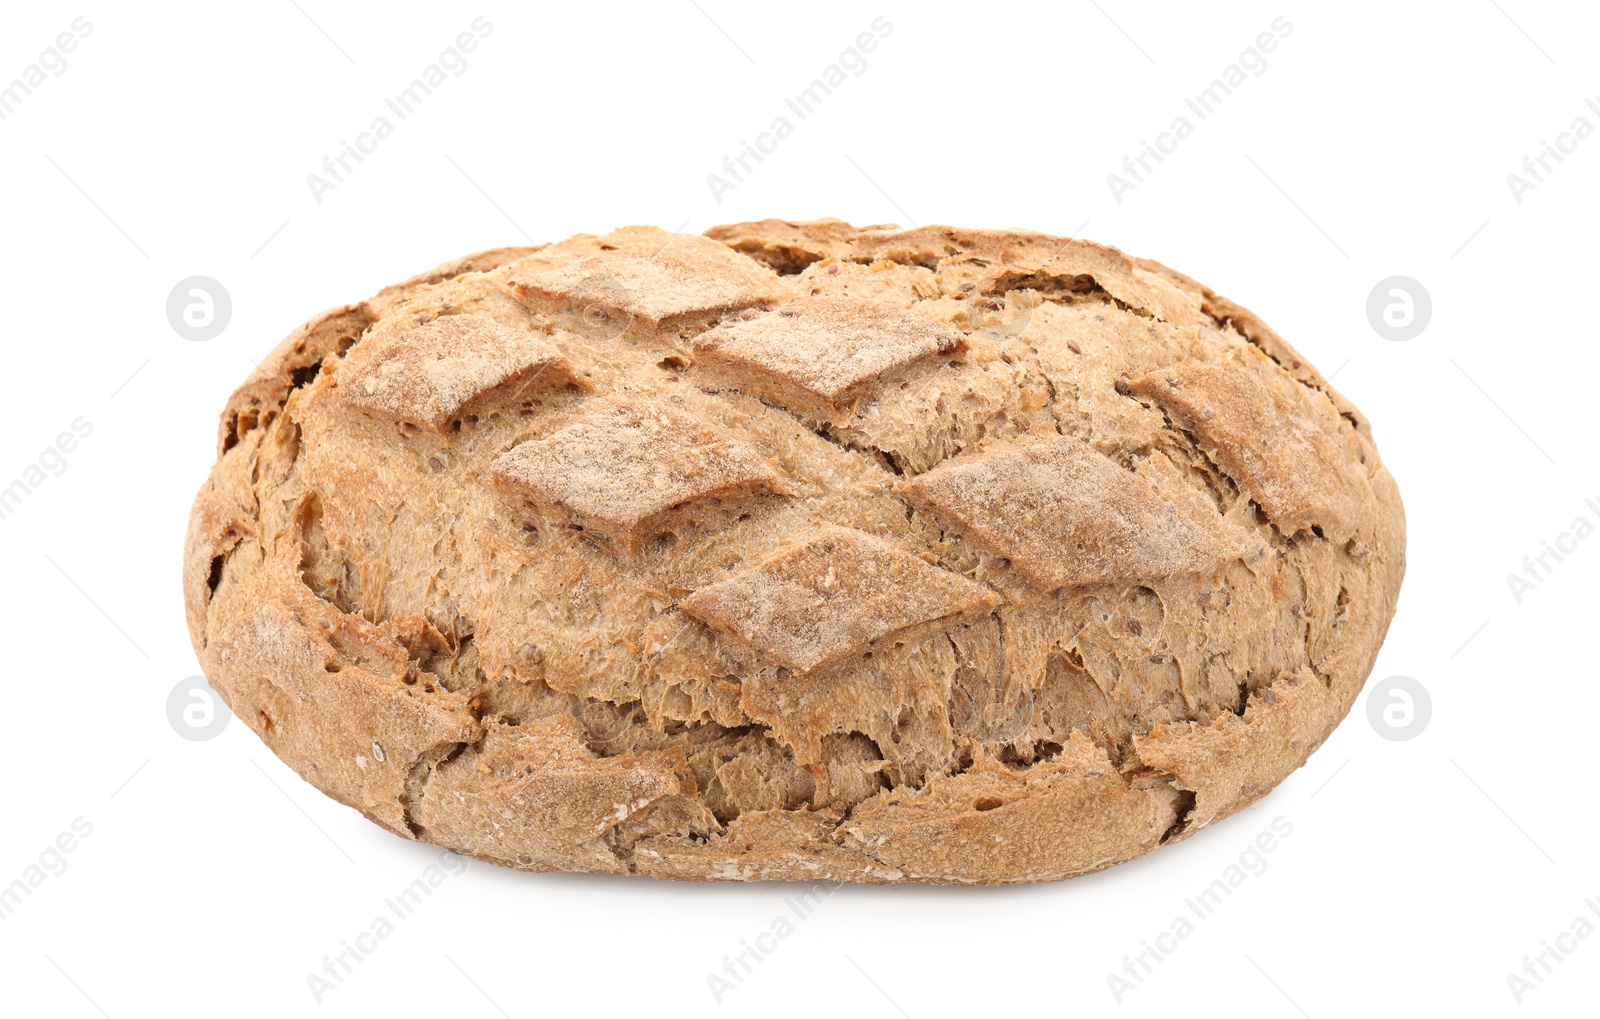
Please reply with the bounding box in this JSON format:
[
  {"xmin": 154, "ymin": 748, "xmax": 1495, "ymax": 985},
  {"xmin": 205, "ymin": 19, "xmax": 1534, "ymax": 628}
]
[{"xmin": 182, "ymin": 220, "xmax": 1406, "ymax": 884}]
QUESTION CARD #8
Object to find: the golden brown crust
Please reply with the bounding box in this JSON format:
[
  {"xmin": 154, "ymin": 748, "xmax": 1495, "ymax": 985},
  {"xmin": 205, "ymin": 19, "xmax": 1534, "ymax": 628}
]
[
  {"xmin": 678, "ymin": 525, "xmax": 1000, "ymax": 674},
  {"xmin": 898, "ymin": 435, "xmax": 1249, "ymax": 590},
  {"xmin": 337, "ymin": 313, "xmax": 586, "ymax": 432},
  {"xmin": 491, "ymin": 400, "xmax": 785, "ymax": 557},
  {"xmin": 704, "ymin": 217, "xmax": 888, "ymax": 273},
  {"xmin": 183, "ymin": 226, "xmax": 1405, "ymax": 884},
  {"xmin": 691, "ymin": 298, "xmax": 966, "ymax": 422}
]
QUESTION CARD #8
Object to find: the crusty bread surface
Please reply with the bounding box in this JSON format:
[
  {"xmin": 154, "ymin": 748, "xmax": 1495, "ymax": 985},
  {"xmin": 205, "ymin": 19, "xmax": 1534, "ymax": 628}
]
[{"xmin": 183, "ymin": 219, "xmax": 1405, "ymax": 884}]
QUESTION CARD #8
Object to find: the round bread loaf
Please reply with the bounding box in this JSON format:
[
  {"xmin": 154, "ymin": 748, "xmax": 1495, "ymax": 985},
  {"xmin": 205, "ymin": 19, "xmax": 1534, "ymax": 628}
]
[{"xmin": 183, "ymin": 219, "xmax": 1405, "ymax": 884}]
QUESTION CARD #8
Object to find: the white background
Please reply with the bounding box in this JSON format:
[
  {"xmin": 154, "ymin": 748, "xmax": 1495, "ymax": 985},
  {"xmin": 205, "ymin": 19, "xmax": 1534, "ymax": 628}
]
[{"xmin": 1, "ymin": 2, "xmax": 1596, "ymax": 1015}]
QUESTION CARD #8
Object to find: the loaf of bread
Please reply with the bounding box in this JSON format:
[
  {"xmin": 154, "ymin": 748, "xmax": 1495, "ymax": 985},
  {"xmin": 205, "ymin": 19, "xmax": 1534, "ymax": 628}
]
[{"xmin": 183, "ymin": 219, "xmax": 1404, "ymax": 883}]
